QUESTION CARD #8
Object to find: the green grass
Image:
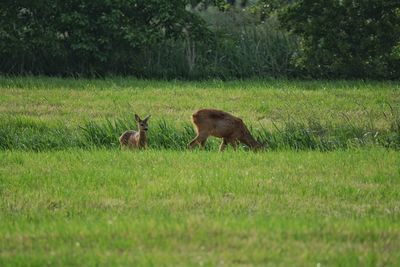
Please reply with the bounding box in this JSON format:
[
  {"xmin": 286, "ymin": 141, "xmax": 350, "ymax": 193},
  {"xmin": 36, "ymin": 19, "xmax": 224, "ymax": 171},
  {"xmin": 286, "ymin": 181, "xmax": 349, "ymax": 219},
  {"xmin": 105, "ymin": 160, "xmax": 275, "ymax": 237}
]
[
  {"xmin": 1, "ymin": 76, "xmax": 399, "ymax": 127},
  {"xmin": 0, "ymin": 77, "xmax": 400, "ymax": 266},
  {"xmin": 2, "ymin": 115, "xmax": 399, "ymax": 151},
  {"xmin": 1, "ymin": 77, "xmax": 399, "ymax": 151},
  {"xmin": 1, "ymin": 149, "xmax": 399, "ymax": 266}
]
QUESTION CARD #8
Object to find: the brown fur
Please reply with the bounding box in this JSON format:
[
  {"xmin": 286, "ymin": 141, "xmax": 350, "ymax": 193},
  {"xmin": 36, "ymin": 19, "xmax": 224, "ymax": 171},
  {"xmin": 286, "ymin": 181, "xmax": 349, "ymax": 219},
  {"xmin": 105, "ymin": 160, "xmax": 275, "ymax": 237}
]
[
  {"xmin": 188, "ymin": 109, "xmax": 265, "ymax": 151},
  {"xmin": 119, "ymin": 114, "xmax": 150, "ymax": 150}
]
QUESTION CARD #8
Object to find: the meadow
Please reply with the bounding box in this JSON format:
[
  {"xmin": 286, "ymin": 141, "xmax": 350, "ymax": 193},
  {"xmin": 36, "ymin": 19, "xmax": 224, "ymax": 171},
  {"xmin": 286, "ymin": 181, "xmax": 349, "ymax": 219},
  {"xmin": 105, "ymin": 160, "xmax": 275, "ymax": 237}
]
[
  {"xmin": 1, "ymin": 77, "xmax": 399, "ymax": 151},
  {"xmin": 0, "ymin": 77, "xmax": 399, "ymax": 266}
]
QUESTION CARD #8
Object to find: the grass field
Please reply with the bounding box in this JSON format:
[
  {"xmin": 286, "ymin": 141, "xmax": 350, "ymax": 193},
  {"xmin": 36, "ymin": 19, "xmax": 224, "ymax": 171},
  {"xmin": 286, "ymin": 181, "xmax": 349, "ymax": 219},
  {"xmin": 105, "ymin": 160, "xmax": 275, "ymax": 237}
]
[
  {"xmin": 1, "ymin": 77, "xmax": 399, "ymax": 127},
  {"xmin": 1, "ymin": 149, "xmax": 399, "ymax": 266},
  {"xmin": 0, "ymin": 77, "xmax": 399, "ymax": 266},
  {"xmin": 1, "ymin": 77, "xmax": 399, "ymax": 151}
]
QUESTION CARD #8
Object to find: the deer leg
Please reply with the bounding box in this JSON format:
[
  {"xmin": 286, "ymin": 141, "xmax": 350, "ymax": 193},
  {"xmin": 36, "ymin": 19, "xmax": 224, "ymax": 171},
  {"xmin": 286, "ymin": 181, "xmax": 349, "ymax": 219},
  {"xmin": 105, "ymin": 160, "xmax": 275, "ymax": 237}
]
[
  {"xmin": 188, "ymin": 136, "xmax": 200, "ymax": 149},
  {"xmin": 199, "ymin": 138, "xmax": 208, "ymax": 150},
  {"xmin": 229, "ymin": 139, "xmax": 238, "ymax": 151},
  {"xmin": 197, "ymin": 132, "xmax": 209, "ymax": 150},
  {"xmin": 219, "ymin": 138, "xmax": 228, "ymax": 152},
  {"xmin": 188, "ymin": 132, "xmax": 209, "ymax": 150}
]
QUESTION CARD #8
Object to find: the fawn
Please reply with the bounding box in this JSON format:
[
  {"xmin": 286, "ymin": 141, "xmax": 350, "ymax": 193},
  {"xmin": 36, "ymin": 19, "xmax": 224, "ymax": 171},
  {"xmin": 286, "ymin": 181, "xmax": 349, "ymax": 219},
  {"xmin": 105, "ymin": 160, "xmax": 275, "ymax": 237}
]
[
  {"xmin": 188, "ymin": 109, "xmax": 266, "ymax": 151},
  {"xmin": 119, "ymin": 114, "xmax": 151, "ymax": 149}
]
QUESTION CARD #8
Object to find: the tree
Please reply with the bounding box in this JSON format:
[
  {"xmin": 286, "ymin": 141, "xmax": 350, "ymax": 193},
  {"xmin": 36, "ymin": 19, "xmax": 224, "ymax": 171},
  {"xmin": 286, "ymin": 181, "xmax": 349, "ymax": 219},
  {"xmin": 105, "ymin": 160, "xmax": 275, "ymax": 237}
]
[
  {"xmin": 279, "ymin": 0, "xmax": 400, "ymax": 79},
  {"xmin": 0, "ymin": 0, "xmax": 209, "ymax": 75}
]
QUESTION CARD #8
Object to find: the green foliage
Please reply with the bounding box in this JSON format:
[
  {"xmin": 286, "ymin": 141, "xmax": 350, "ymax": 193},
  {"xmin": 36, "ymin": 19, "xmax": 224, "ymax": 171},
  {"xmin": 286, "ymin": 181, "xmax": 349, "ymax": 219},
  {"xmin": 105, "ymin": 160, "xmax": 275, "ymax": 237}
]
[
  {"xmin": 0, "ymin": 1, "xmax": 297, "ymax": 79},
  {"xmin": 279, "ymin": 0, "xmax": 400, "ymax": 79},
  {"xmin": 137, "ymin": 10, "xmax": 298, "ymax": 79},
  {"xmin": 250, "ymin": 0, "xmax": 293, "ymax": 21},
  {"xmin": 0, "ymin": 0, "xmax": 208, "ymax": 76},
  {"xmin": 1, "ymin": 1, "xmax": 399, "ymax": 79}
]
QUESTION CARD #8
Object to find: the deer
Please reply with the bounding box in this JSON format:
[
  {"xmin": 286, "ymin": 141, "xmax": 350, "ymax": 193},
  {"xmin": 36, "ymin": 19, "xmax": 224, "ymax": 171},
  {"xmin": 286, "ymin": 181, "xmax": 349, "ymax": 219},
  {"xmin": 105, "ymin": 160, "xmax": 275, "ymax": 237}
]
[
  {"xmin": 119, "ymin": 114, "xmax": 151, "ymax": 150},
  {"xmin": 187, "ymin": 109, "xmax": 266, "ymax": 151}
]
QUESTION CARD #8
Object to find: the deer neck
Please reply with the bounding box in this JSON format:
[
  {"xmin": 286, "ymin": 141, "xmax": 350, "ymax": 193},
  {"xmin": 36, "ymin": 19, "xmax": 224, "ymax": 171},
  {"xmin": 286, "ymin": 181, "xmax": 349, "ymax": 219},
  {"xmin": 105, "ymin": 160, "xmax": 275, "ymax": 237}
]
[{"xmin": 138, "ymin": 130, "xmax": 147, "ymax": 144}]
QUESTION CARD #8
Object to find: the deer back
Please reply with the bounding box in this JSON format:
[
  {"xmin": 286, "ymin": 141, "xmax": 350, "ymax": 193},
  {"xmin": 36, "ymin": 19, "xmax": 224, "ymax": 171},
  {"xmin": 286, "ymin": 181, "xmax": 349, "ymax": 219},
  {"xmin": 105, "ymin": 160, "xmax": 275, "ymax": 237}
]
[{"xmin": 192, "ymin": 109, "xmax": 245, "ymax": 137}]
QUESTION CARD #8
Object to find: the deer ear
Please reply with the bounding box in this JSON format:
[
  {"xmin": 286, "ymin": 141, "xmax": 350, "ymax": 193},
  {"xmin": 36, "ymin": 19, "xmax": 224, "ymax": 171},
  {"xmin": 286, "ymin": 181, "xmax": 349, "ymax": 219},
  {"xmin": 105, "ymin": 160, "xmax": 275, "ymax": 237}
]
[
  {"xmin": 144, "ymin": 115, "xmax": 151, "ymax": 122},
  {"xmin": 134, "ymin": 114, "xmax": 141, "ymax": 122}
]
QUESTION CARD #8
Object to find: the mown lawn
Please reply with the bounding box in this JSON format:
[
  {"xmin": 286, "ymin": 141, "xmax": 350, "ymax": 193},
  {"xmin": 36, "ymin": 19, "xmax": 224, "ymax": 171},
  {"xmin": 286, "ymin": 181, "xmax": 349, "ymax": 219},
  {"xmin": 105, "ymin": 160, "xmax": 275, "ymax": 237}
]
[{"xmin": 0, "ymin": 149, "xmax": 399, "ymax": 266}]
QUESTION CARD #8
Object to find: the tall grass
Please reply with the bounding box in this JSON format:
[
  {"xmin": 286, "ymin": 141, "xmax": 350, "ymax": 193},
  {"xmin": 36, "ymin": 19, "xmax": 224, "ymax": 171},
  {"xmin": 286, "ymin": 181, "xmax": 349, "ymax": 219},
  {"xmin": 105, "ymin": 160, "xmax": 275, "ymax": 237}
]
[
  {"xmin": 0, "ymin": 117, "xmax": 83, "ymax": 150},
  {"xmin": 1, "ymin": 114, "xmax": 399, "ymax": 151},
  {"xmin": 135, "ymin": 10, "xmax": 297, "ymax": 79}
]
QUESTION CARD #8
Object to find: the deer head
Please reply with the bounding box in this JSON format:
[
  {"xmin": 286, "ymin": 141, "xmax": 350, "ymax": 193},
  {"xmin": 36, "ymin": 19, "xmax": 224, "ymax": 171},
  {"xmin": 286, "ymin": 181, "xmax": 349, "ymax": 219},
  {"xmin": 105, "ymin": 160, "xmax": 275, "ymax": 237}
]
[
  {"xmin": 135, "ymin": 114, "xmax": 151, "ymax": 132},
  {"xmin": 253, "ymin": 139, "xmax": 268, "ymax": 151}
]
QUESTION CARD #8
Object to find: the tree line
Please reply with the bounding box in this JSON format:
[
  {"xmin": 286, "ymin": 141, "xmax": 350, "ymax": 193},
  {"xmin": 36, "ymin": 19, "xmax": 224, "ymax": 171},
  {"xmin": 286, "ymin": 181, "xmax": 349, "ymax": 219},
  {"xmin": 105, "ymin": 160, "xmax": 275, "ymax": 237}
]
[{"xmin": 0, "ymin": 0, "xmax": 399, "ymax": 79}]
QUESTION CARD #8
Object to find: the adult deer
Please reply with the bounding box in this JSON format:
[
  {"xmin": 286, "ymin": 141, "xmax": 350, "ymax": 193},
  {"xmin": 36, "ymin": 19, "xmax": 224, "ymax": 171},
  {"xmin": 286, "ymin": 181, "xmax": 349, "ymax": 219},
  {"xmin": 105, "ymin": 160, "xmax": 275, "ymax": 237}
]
[
  {"xmin": 119, "ymin": 114, "xmax": 151, "ymax": 149},
  {"xmin": 188, "ymin": 109, "xmax": 266, "ymax": 151}
]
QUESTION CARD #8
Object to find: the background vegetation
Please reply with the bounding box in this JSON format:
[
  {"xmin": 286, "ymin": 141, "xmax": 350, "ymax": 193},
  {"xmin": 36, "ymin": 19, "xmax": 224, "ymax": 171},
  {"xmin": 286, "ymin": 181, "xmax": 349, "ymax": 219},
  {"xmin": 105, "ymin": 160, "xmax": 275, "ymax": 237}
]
[
  {"xmin": 1, "ymin": 0, "xmax": 399, "ymax": 79},
  {"xmin": 279, "ymin": 0, "xmax": 400, "ymax": 79}
]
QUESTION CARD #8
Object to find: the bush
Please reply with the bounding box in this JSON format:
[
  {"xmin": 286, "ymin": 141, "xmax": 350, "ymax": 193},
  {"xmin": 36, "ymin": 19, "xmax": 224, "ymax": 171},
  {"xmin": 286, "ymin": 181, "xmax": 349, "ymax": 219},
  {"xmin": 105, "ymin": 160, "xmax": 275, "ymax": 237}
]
[
  {"xmin": 278, "ymin": 0, "xmax": 400, "ymax": 79},
  {"xmin": 0, "ymin": 0, "xmax": 208, "ymax": 76},
  {"xmin": 0, "ymin": 1, "xmax": 297, "ymax": 79},
  {"xmin": 2, "ymin": 0, "xmax": 397, "ymax": 79},
  {"xmin": 133, "ymin": 8, "xmax": 298, "ymax": 79}
]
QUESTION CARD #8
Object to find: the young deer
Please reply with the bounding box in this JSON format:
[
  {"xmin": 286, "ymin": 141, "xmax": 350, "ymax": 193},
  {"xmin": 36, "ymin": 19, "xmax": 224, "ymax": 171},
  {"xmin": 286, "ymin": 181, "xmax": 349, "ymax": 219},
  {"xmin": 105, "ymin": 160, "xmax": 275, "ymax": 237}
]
[
  {"xmin": 119, "ymin": 114, "xmax": 151, "ymax": 149},
  {"xmin": 188, "ymin": 109, "xmax": 266, "ymax": 151}
]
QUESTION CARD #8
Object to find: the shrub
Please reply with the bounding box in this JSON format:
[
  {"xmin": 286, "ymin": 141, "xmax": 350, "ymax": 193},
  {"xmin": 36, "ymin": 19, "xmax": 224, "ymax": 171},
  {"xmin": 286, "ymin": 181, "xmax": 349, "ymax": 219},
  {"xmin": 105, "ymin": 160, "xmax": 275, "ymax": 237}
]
[
  {"xmin": 0, "ymin": 0, "xmax": 208, "ymax": 76},
  {"xmin": 278, "ymin": 0, "xmax": 400, "ymax": 79}
]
